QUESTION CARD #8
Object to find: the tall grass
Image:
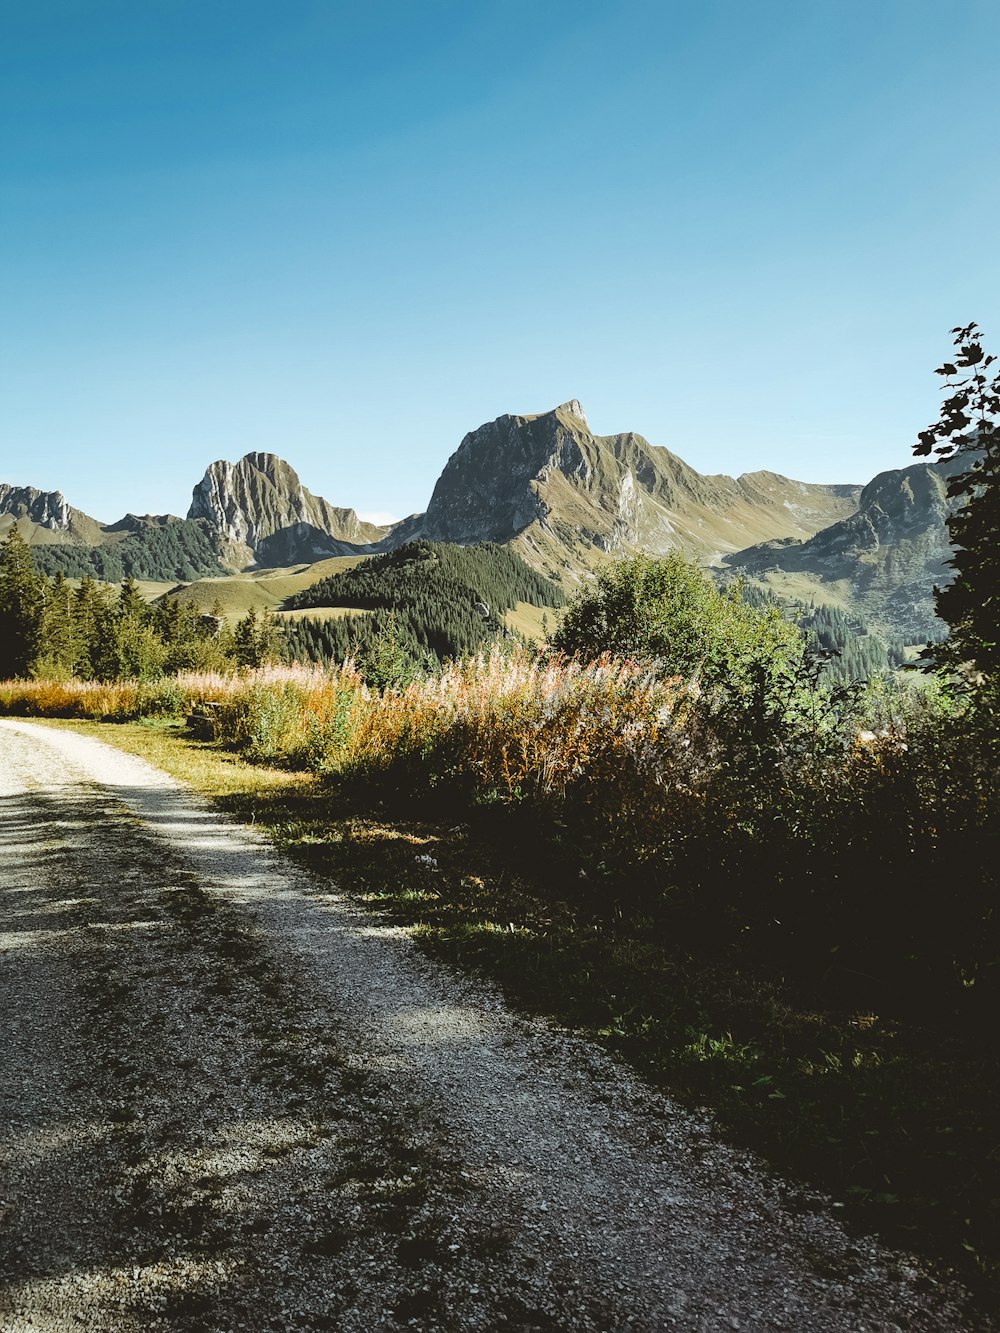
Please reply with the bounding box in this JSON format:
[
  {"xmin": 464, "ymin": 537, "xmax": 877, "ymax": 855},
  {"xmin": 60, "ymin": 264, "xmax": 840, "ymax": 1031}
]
[
  {"xmin": 196, "ymin": 652, "xmax": 999, "ymax": 1018},
  {"xmin": 0, "ymin": 675, "xmax": 191, "ymax": 721}
]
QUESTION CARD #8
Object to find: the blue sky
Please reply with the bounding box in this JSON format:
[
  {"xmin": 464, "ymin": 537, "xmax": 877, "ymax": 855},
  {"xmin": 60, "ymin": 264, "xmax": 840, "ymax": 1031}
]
[{"xmin": 2, "ymin": 0, "xmax": 998, "ymax": 525}]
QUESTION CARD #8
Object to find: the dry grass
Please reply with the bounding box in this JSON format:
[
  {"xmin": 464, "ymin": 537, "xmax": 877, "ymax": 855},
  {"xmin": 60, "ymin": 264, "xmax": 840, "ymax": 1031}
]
[
  {"xmin": 502, "ymin": 600, "xmax": 560, "ymax": 642},
  {"xmin": 36, "ymin": 717, "xmax": 314, "ymax": 803},
  {"xmin": 0, "ymin": 676, "xmax": 187, "ymax": 721},
  {"xmin": 0, "ymin": 651, "xmax": 702, "ymax": 865}
]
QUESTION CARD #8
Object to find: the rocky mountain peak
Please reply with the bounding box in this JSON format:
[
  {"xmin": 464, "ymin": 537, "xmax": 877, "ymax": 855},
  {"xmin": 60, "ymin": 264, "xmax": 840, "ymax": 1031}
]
[
  {"xmin": 0, "ymin": 483, "xmax": 108, "ymax": 547},
  {"xmin": 0, "ymin": 484, "xmax": 71, "ymax": 532},
  {"xmin": 418, "ymin": 403, "xmax": 861, "ymax": 576},
  {"xmin": 188, "ymin": 452, "xmax": 393, "ymax": 568},
  {"xmin": 554, "ymin": 400, "xmax": 589, "ymax": 429}
]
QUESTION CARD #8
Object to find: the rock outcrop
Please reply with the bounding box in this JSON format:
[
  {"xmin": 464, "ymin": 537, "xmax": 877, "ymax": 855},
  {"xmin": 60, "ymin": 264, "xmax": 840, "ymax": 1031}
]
[
  {"xmin": 0, "ymin": 485, "xmax": 106, "ymax": 546},
  {"xmin": 188, "ymin": 453, "xmax": 394, "ymax": 568},
  {"xmin": 415, "ymin": 401, "xmax": 861, "ymax": 579}
]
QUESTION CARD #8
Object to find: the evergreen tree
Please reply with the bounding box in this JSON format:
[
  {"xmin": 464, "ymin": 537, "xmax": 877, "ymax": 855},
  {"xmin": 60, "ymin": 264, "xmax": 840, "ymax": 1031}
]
[
  {"xmin": 118, "ymin": 576, "xmax": 146, "ymax": 620},
  {"xmin": 233, "ymin": 606, "xmax": 284, "ymax": 668},
  {"xmin": 31, "ymin": 518, "xmax": 227, "ymax": 582},
  {"xmin": 354, "ymin": 613, "xmax": 417, "ymax": 690},
  {"xmin": 35, "ymin": 571, "xmax": 79, "ymax": 678},
  {"xmin": 72, "ymin": 577, "xmax": 106, "ymax": 679},
  {"xmin": 0, "ymin": 528, "xmax": 45, "ymax": 677},
  {"xmin": 283, "ymin": 541, "xmax": 563, "ymax": 671}
]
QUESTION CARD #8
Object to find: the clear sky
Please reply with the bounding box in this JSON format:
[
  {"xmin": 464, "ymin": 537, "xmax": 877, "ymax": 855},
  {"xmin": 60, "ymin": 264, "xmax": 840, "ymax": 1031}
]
[{"xmin": 2, "ymin": 0, "xmax": 998, "ymax": 525}]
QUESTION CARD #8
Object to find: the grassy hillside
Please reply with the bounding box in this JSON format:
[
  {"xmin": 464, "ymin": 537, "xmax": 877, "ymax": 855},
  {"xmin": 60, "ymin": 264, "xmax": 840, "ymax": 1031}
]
[
  {"xmin": 503, "ymin": 600, "xmax": 561, "ymax": 642},
  {"xmin": 164, "ymin": 556, "xmax": 367, "ymax": 621},
  {"xmin": 136, "ymin": 580, "xmax": 181, "ymax": 602},
  {"xmin": 275, "ymin": 606, "xmax": 371, "ymax": 624}
]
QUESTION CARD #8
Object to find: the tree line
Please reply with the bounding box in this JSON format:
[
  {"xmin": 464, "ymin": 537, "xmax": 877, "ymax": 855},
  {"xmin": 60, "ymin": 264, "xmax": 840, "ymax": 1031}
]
[
  {"xmin": 285, "ymin": 540, "xmax": 565, "ymax": 617},
  {"xmin": 31, "ymin": 517, "xmax": 227, "ymax": 583},
  {"xmin": 0, "ymin": 528, "xmax": 279, "ymax": 679}
]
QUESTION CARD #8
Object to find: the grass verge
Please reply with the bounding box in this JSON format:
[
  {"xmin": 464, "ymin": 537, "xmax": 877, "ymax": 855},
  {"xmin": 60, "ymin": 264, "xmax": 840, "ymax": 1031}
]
[{"xmin": 35, "ymin": 716, "xmax": 1000, "ymax": 1314}]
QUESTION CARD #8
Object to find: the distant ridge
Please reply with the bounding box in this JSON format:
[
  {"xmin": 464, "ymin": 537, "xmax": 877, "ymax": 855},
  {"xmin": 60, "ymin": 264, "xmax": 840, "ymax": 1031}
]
[
  {"xmin": 724, "ymin": 454, "xmax": 967, "ymax": 642},
  {"xmin": 0, "ymin": 403, "xmax": 961, "ymax": 646}
]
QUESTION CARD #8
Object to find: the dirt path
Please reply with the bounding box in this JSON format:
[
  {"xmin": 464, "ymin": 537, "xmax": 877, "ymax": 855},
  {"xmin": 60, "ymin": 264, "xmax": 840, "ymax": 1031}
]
[{"xmin": 0, "ymin": 718, "xmax": 987, "ymax": 1332}]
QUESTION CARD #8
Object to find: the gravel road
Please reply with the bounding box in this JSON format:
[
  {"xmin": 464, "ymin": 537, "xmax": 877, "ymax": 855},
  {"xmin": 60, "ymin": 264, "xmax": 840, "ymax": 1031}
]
[{"xmin": 0, "ymin": 718, "xmax": 988, "ymax": 1332}]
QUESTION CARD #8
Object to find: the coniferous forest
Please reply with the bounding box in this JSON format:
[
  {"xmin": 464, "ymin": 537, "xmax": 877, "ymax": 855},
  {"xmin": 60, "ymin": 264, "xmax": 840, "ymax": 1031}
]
[
  {"xmin": 283, "ymin": 540, "xmax": 566, "ymax": 679},
  {"xmin": 0, "ymin": 528, "xmax": 277, "ymax": 681},
  {"xmin": 29, "ymin": 517, "xmax": 227, "ymax": 583}
]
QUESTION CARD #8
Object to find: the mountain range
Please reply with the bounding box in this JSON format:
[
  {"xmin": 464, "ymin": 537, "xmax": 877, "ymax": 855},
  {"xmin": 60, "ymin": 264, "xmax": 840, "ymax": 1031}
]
[{"xmin": 1, "ymin": 401, "xmax": 961, "ymax": 646}]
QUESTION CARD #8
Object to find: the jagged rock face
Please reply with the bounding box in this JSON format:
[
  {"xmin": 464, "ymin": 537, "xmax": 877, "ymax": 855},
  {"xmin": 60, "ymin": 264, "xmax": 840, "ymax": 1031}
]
[
  {"xmin": 0, "ymin": 484, "xmax": 70, "ymax": 530},
  {"xmin": 419, "ymin": 401, "xmax": 861, "ymax": 577},
  {"xmin": 0, "ymin": 484, "xmax": 105, "ymax": 546},
  {"xmin": 188, "ymin": 452, "xmax": 391, "ymax": 567},
  {"xmin": 724, "ymin": 456, "xmax": 966, "ymax": 640}
]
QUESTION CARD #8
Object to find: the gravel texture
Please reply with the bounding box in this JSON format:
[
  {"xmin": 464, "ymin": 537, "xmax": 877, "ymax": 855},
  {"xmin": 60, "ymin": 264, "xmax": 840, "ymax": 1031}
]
[{"xmin": 0, "ymin": 717, "xmax": 989, "ymax": 1332}]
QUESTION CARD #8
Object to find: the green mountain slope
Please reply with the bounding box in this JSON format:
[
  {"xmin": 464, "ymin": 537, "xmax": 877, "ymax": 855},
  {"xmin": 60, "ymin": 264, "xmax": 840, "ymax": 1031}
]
[
  {"xmin": 30, "ymin": 517, "xmax": 228, "ymax": 583},
  {"xmin": 724, "ymin": 456, "xmax": 964, "ymax": 646},
  {"xmin": 283, "ymin": 540, "xmax": 565, "ymax": 667}
]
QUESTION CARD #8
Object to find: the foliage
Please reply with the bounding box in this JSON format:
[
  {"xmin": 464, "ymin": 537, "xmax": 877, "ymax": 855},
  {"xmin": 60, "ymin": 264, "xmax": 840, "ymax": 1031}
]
[
  {"xmin": 0, "ymin": 528, "xmax": 46, "ymax": 677},
  {"xmin": 7, "ymin": 649, "xmax": 994, "ymax": 1018},
  {"xmin": 0, "ymin": 674, "xmax": 190, "ymax": 721},
  {"xmin": 734, "ymin": 582, "xmax": 908, "ymax": 683},
  {"xmin": 0, "ymin": 537, "xmax": 257, "ymax": 680},
  {"xmin": 796, "ymin": 603, "xmax": 904, "ymax": 679},
  {"xmin": 232, "ymin": 605, "xmax": 283, "ymax": 669},
  {"xmin": 288, "ymin": 540, "xmax": 564, "ymax": 617},
  {"xmin": 353, "ymin": 612, "xmax": 420, "ymax": 690},
  {"xmin": 552, "ymin": 551, "xmax": 804, "ymax": 693},
  {"xmin": 914, "ymin": 322, "xmax": 1000, "ymax": 677}
]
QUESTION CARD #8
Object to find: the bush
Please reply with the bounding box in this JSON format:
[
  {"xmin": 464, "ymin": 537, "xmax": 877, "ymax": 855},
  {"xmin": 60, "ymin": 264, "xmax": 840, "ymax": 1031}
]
[{"xmin": 552, "ymin": 551, "xmax": 804, "ymax": 695}]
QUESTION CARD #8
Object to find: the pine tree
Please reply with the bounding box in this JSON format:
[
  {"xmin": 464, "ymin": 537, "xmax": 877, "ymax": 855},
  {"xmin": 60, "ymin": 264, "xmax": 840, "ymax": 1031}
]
[
  {"xmin": 233, "ymin": 607, "xmax": 283, "ymax": 668},
  {"xmin": 35, "ymin": 570, "xmax": 80, "ymax": 678},
  {"xmin": 119, "ymin": 576, "xmax": 147, "ymax": 620},
  {"xmin": 72, "ymin": 577, "xmax": 106, "ymax": 679},
  {"xmin": 0, "ymin": 528, "xmax": 45, "ymax": 677},
  {"xmin": 355, "ymin": 612, "xmax": 416, "ymax": 690}
]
